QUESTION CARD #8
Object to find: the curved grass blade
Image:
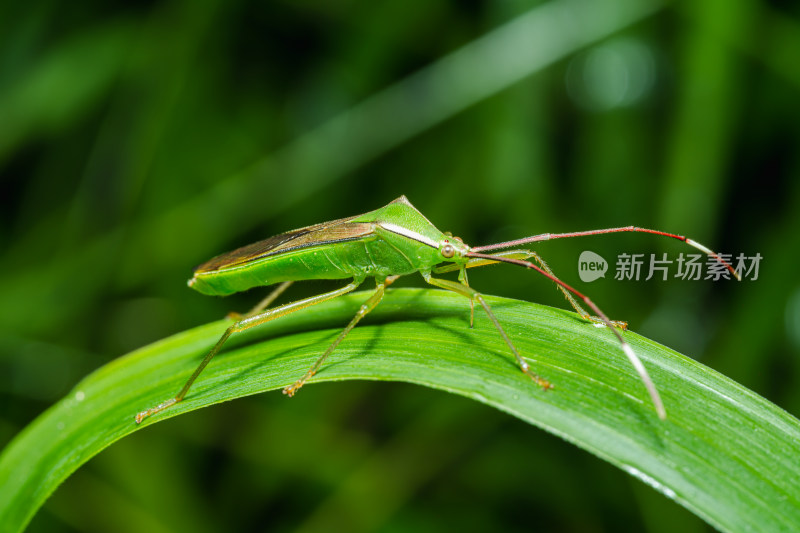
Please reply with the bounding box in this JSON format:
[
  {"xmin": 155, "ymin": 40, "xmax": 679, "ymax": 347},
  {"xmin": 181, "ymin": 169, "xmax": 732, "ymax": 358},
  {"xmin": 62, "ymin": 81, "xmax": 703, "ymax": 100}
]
[{"xmin": 0, "ymin": 288, "xmax": 798, "ymax": 532}]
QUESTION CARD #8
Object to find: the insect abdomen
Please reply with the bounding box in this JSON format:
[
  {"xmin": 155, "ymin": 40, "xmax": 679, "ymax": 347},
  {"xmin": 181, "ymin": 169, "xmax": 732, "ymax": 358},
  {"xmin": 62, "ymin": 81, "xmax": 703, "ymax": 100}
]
[{"xmin": 189, "ymin": 239, "xmax": 374, "ymax": 296}]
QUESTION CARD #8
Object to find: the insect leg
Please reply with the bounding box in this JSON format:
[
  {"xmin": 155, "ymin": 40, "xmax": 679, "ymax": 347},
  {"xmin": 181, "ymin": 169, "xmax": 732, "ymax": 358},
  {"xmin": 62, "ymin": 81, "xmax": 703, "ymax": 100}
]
[
  {"xmin": 135, "ymin": 278, "xmax": 363, "ymax": 424},
  {"xmin": 283, "ymin": 278, "xmax": 387, "ymax": 397},
  {"xmin": 436, "ymin": 251, "xmax": 626, "ymax": 329},
  {"xmin": 432, "ymin": 264, "xmax": 475, "ymax": 326},
  {"xmin": 422, "ymin": 273, "xmax": 552, "ymax": 390},
  {"xmin": 489, "ymin": 251, "xmax": 628, "ymax": 329},
  {"xmin": 246, "ymin": 280, "xmax": 294, "ymax": 316},
  {"xmin": 465, "ymin": 251, "xmax": 666, "ymax": 420},
  {"xmin": 227, "ymin": 281, "xmax": 295, "ymax": 320},
  {"xmin": 522, "ymin": 251, "xmax": 627, "ymax": 328},
  {"xmin": 458, "ymin": 266, "xmax": 475, "ymax": 328}
]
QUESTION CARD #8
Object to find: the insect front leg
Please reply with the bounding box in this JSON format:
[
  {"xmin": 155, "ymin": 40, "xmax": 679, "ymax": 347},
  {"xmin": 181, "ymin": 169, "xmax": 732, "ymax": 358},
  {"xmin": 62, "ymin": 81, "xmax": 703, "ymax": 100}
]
[
  {"xmin": 464, "ymin": 251, "xmax": 666, "ymax": 419},
  {"xmin": 422, "ymin": 272, "xmax": 552, "ymax": 390},
  {"xmin": 457, "ymin": 266, "xmax": 475, "ymax": 328},
  {"xmin": 520, "ymin": 250, "xmax": 627, "ymax": 330},
  {"xmin": 431, "ymin": 263, "xmax": 475, "ymax": 327},
  {"xmin": 283, "ymin": 278, "xmax": 388, "ymax": 397},
  {"xmin": 135, "ymin": 278, "xmax": 362, "ymax": 424},
  {"xmin": 438, "ymin": 251, "xmax": 627, "ymax": 329}
]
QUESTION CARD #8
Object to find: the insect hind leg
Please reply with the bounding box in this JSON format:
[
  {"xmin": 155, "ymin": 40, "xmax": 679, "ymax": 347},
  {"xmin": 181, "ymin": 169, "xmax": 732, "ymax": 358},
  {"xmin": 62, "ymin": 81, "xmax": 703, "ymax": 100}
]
[
  {"xmin": 135, "ymin": 278, "xmax": 361, "ymax": 424},
  {"xmin": 227, "ymin": 281, "xmax": 294, "ymax": 320}
]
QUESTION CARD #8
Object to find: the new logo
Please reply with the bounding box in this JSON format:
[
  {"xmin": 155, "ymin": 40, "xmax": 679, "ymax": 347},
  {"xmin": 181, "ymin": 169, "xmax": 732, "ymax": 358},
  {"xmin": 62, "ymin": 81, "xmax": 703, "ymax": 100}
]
[{"xmin": 578, "ymin": 251, "xmax": 607, "ymax": 282}]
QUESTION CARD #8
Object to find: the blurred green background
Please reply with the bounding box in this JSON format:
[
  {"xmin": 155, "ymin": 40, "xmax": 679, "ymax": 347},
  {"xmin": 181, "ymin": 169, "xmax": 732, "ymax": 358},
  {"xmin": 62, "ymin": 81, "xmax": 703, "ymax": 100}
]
[{"xmin": 1, "ymin": 0, "xmax": 798, "ymax": 531}]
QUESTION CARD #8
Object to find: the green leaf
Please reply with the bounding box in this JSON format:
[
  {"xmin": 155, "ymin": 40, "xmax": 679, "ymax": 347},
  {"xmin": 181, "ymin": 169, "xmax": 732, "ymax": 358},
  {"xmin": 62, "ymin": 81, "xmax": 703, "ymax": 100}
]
[{"xmin": 1, "ymin": 288, "xmax": 798, "ymax": 532}]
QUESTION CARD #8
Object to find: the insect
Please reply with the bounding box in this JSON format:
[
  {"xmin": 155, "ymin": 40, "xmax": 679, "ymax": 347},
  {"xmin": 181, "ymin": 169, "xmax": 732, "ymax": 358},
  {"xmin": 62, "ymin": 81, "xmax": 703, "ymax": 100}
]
[{"xmin": 135, "ymin": 196, "xmax": 738, "ymax": 424}]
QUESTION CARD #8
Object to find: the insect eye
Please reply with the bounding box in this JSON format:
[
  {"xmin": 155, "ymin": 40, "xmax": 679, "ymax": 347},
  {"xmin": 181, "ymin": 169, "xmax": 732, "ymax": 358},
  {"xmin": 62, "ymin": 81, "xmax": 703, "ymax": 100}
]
[{"xmin": 441, "ymin": 244, "xmax": 455, "ymax": 258}]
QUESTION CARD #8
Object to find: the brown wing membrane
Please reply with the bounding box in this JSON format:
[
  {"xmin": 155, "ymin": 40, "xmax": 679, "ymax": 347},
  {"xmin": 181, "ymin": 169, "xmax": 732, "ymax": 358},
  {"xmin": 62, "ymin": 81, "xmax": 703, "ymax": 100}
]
[{"xmin": 195, "ymin": 215, "xmax": 374, "ymax": 273}]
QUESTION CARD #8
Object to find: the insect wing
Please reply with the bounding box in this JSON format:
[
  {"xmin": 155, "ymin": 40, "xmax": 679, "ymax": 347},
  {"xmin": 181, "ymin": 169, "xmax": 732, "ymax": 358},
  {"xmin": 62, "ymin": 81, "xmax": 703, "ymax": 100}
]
[{"xmin": 195, "ymin": 215, "xmax": 374, "ymax": 274}]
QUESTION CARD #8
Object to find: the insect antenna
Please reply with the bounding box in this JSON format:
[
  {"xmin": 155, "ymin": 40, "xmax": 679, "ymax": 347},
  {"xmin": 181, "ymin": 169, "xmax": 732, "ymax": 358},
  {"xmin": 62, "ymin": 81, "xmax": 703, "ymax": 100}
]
[
  {"xmin": 466, "ymin": 251, "xmax": 666, "ymax": 420},
  {"xmin": 471, "ymin": 226, "xmax": 741, "ymax": 281}
]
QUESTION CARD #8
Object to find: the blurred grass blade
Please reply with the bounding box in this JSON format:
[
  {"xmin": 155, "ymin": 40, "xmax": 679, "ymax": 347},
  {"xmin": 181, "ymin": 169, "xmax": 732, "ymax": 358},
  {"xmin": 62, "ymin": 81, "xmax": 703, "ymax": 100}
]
[
  {"xmin": 138, "ymin": 0, "xmax": 667, "ymax": 255},
  {"xmin": 1, "ymin": 288, "xmax": 798, "ymax": 533},
  {"xmin": 0, "ymin": 22, "xmax": 133, "ymax": 163}
]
